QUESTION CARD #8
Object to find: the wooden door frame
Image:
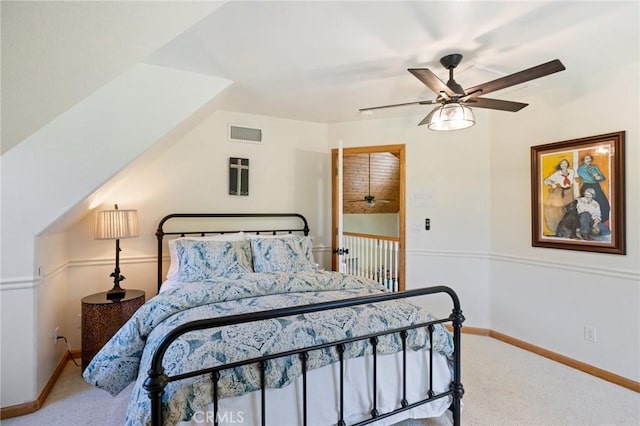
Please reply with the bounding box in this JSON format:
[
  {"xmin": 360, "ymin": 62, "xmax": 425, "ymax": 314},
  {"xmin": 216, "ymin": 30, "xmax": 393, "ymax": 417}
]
[{"xmin": 331, "ymin": 144, "xmax": 406, "ymax": 290}]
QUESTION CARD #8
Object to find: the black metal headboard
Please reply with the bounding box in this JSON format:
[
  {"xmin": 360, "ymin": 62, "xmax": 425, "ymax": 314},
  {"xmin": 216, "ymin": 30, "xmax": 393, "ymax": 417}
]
[{"xmin": 156, "ymin": 213, "xmax": 310, "ymax": 292}]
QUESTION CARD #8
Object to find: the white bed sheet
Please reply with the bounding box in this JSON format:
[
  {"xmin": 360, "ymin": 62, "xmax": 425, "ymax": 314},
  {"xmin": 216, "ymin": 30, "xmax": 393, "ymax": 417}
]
[{"xmin": 176, "ymin": 347, "xmax": 452, "ymax": 425}]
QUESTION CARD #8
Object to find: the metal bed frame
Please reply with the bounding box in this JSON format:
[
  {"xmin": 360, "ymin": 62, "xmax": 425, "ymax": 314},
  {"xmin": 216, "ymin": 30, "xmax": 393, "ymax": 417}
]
[{"xmin": 147, "ymin": 213, "xmax": 464, "ymax": 426}]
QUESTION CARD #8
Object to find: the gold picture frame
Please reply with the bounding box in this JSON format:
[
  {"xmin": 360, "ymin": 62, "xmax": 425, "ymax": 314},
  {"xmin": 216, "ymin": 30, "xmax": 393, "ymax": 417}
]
[{"xmin": 531, "ymin": 131, "xmax": 625, "ymax": 254}]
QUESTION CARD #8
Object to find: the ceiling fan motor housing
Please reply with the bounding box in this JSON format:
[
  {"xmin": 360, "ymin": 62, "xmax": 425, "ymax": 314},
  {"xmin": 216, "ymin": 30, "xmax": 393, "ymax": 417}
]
[{"xmin": 440, "ymin": 53, "xmax": 463, "ymax": 69}]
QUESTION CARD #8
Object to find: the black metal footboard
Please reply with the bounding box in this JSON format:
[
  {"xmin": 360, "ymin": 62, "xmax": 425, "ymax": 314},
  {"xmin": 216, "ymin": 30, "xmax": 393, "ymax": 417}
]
[{"xmin": 144, "ymin": 286, "xmax": 464, "ymax": 426}]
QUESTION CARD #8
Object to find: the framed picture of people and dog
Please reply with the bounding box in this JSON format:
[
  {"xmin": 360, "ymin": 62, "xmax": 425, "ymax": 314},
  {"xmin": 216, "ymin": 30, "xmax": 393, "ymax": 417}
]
[{"xmin": 531, "ymin": 131, "xmax": 626, "ymax": 255}]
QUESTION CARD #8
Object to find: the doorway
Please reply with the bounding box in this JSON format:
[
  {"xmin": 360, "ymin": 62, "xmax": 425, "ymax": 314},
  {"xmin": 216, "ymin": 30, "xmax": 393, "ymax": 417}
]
[{"xmin": 331, "ymin": 144, "xmax": 405, "ymax": 290}]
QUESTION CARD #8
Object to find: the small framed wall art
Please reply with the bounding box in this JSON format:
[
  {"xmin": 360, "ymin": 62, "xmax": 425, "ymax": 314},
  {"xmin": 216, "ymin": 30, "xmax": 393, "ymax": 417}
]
[
  {"xmin": 531, "ymin": 131, "xmax": 625, "ymax": 254},
  {"xmin": 229, "ymin": 157, "xmax": 249, "ymax": 196}
]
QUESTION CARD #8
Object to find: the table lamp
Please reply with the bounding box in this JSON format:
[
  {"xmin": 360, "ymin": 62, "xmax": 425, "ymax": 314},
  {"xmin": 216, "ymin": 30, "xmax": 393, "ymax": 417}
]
[{"xmin": 94, "ymin": 204, "xmax": 139, "ymax": 300}]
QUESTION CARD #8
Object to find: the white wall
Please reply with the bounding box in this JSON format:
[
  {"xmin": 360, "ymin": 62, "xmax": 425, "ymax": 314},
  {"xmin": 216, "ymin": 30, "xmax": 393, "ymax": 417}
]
[
  {"xmin": 344, "ymin": 213, "xmax": 399, "ymax": 237},
  {"xmin": 34, "ymin": 233, "xmax": 70, "ymax": 392},
  {"xmin": 329, "ymin": 61, "xmax": 640, "ymax": 382},
  {"xmin": 0, "ymin": 65, "xmax": 230, "ymax": 407},
  {"xmin": 3, "ymin": 63, "xmax": 638, "ymax": 410},
  {"xmin": 329, "ymin": 114, "xmax": 493, "ymax": 326},
  {"xmin": 0, "ymin": 288, "xmax": 36, "ymax": 404},
  {"xmin": 488, "ymin": 60, "xmax": 640, "ymax": 380},
  {"xmin": 62, "ymin": 110, "xmax": 332, "ymax": 348},
  {"xmin": 65, "ymin": 106, "xmax": 495, "ymax": 362}
]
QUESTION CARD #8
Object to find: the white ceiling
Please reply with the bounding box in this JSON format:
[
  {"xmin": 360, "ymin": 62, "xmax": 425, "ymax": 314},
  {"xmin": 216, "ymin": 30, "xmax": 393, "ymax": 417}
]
[
  {"xmin": 144, "ymin": 1, "xmax": 639, "ymax": 123},
  {"xmin": 3, "ymin": 1, "xmax": 639, "ymax": 153}
]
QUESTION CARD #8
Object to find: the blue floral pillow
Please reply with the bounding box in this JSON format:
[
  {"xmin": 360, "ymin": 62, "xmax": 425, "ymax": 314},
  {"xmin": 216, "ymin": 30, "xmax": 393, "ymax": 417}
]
[
  {"xmin": 250, "ymin": 235, "xmax": 318, "ymax": 272},
  {"xmin": 166, "ymin": 233, "xmax": 245, "ymax": 281},
  {"xmin": 175, "ymin": 239, "xmax": 253, "ymax": 282}
]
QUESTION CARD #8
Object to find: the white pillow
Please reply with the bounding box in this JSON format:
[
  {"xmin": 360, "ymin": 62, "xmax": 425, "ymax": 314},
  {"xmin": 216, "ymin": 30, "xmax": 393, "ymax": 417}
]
[{"xmin": 166, "ymin": 232, "xmax": 245, "ymax": 281}]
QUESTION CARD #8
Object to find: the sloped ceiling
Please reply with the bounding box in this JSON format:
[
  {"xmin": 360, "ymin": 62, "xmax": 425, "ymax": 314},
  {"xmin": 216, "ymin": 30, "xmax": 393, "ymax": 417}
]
[
  {"xmin": 1, "ymin": 0, "xmax": 224, "ymax": 153},
  {"xmin": 2, "ymin": 1, "xmax": 639, "ymax": 154}
]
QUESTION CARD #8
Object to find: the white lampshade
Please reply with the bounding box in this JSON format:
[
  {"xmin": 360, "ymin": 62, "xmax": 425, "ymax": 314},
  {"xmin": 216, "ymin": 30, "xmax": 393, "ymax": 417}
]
[
  {"xmin": 425, "ymin": 103, "xmax": 475, "ymax": 131},
  {"xmin": 94, "ymin": 207, "xmax": 139, "ymax": 240}
]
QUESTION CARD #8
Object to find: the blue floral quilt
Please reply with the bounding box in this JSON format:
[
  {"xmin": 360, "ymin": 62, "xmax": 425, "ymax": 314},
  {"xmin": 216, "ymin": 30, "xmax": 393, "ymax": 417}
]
[{"xmin": 83, "ymin": 271, "xmax": 454, "ymax": 425}]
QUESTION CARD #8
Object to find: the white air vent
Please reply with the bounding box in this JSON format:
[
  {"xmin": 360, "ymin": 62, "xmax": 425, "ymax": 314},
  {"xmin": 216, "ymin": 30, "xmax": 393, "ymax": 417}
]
[{"xmin": 229, "ymin": 124, "xmax": 262, "ymax": 143}]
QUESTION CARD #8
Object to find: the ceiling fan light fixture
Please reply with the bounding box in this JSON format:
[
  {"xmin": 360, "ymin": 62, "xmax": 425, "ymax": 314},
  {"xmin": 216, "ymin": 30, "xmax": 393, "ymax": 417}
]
[{"xmin": 426, "ymin": 102, "xmax": 475, "ymax": 131}]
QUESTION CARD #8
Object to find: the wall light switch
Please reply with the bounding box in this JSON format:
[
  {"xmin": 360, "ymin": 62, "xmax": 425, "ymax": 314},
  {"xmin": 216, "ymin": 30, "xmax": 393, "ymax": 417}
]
[{"xmin": 425, "ymin": 218, "xmax": 430, "ymax": 230}]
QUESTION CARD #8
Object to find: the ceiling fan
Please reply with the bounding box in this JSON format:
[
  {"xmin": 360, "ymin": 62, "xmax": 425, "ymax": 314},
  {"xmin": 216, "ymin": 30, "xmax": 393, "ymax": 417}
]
[
  {"xmin": 348, "ymin": 153, "xmax": 392, "ymax": 208},
  {"xmin": 359, "ymin": 53, "xmax": 565, "ymax": 130}
]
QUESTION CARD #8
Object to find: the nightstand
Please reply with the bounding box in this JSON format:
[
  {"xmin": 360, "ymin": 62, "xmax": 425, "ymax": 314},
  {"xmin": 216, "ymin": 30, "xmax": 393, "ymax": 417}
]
[{"xmin": 81, "ymin": 289, "xmax": 145, "ymax": 371}]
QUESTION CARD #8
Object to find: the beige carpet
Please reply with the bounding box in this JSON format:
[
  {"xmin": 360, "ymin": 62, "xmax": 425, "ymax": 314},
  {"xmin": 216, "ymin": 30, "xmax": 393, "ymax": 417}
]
[{"xmin": 2, "ymin": 335, "xmax": 638, "ymax": 425}]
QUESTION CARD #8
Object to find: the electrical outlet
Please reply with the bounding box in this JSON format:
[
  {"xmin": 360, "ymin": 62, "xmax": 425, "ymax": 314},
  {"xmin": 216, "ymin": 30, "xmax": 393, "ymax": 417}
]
[
  {"xmin": 54, "ymin": 326, "xmax": 59, "ymax": 345},
  {"xmin": 584, "ymin": 325, "xmax": 597, "ymax": 343}
]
